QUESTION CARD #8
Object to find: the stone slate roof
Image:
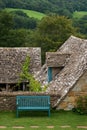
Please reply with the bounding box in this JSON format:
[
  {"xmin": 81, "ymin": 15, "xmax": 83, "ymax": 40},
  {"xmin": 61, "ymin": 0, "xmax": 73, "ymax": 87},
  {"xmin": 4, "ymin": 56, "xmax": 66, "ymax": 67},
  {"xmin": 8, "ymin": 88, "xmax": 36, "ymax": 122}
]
[
  {"xmin": 35, "ymin": 35, "xmax": 87, "ymax": 107},
  {"xmin": 0, "ymin": 47, "xmax": 41, "ymax": 84},
  {"xmin": 46, "ymin": 52, "xmax": 70, "ymax": 67}
]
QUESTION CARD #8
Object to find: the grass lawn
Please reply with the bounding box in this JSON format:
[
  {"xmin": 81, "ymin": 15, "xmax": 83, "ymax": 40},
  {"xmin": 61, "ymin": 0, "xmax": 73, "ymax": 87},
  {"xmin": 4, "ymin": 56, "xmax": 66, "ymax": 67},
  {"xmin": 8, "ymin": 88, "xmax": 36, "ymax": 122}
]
[
  {"xmin": 4, "ymin": 8, "xmax": 46, "ymax": 20},
  {"xmin": 0, "ymin": 110, "xmax": 87, "ymax": 130},
  {"xmin": 73, "ymin": 11, "xmax": 87, "ymax": 19}
]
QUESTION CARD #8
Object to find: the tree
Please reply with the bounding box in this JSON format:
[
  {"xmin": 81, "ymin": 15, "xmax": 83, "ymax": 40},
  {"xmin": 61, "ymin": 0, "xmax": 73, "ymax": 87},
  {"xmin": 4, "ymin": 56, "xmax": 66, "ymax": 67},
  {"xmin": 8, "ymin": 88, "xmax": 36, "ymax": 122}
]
[
  {"xmin": 0, "ymin": 11, "xmax": 30, "ymax": 47},
  {"xmin": 73, "ymin": 15, "xmax": 87, "ymax": 35},
  {"xmin": 2, "ymin": 0, "xmax": 87, "ymax": 17},
  {"xmin": 5, "ymin": 29, "xmax": 29, "ymax": 47},
  {"xmin": 11, "ymin": 10, "xmax": 37, "ymax": 29},
  {"xmin": 0, "ymin": 11, "xmax": 14, "ymax": 46},
  {"xmin": 0, "ymin": 0, "xmax": 5, "ymax": 9},
  {"xmin": 0, "ymin": 11, "xmax": 14, "ymax": 33},
  {"xmin": 34, "ymin": 15, "xmax": 76, "ymax": 62}
]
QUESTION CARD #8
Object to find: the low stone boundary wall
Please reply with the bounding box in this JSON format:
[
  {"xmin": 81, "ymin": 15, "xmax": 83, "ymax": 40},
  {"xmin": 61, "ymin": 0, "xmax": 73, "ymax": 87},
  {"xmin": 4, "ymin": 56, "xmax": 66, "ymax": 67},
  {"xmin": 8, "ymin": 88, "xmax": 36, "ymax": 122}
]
[{"xmin": 0, "ymin": 92, "xmax": 60, "ymax": 111}]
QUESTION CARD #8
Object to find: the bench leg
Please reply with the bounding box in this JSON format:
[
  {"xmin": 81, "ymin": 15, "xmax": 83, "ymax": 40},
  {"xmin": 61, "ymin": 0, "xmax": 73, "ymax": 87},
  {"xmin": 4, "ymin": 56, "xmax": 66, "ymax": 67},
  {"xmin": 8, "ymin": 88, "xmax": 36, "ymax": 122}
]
[
  {"xmin": 48, "ymin": 110, "xmax": 50, "ymax": 117},
  {"xmin": 16, "ymin": 110, "xmax": 19, "ymax": 118}
]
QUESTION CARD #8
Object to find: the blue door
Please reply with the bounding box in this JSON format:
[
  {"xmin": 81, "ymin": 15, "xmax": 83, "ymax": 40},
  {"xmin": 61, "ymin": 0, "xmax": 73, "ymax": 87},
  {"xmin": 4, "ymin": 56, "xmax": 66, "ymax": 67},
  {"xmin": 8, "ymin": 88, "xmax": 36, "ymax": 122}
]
[{"xmin": 48, "ymin": 67, "xmax": 52, "ymax": 82}]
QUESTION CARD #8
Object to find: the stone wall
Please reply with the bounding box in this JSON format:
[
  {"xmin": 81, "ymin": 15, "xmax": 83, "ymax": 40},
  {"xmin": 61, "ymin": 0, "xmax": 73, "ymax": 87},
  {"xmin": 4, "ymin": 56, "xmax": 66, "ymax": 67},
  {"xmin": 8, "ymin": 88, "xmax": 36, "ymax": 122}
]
[
  {"xmin": 0, "ymin": 92, "xmax": 60, "ymax": 111},
  {"xmin": 58, "ymin": 71, "xmax": 87, "ymax": 110}
]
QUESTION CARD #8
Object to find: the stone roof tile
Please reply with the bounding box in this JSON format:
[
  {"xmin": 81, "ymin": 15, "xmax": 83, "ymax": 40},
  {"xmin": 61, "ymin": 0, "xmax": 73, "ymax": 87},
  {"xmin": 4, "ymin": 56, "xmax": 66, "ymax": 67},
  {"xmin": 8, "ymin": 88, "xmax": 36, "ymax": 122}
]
[
  {"xmin": 0, "ymin": 47, "xmax": 41, "ymax": 84},
  {"xmin": 35, "ymin": 35, "xmax": 87, "ymax": 108}
]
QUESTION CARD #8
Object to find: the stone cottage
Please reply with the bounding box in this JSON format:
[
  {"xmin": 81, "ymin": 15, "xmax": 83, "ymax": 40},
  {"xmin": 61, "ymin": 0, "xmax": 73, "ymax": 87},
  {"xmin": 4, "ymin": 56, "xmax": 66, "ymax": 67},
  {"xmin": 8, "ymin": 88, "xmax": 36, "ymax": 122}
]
[
  {"xmin": 0, "ymin": 47, "xmax": 41, "ymax": 91},
  {"xmin": 35, "ymin": 35, "xmax": 87, "ymax": 110},
  {"xmin": 0, "ymin": 36, "xmax": 87, "ymax": 110}
]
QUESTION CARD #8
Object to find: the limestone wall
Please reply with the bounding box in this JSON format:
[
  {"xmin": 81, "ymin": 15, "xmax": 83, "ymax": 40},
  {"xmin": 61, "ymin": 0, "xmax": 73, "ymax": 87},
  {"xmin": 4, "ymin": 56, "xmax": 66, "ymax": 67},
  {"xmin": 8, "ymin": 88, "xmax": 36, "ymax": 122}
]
[
  {"xmin": 0, "ymin": 92, "xmax": 60, "ymax": 111},
  {"xmin": 58, "ymin": 71, "xmax": 87, "ymax": 110}
]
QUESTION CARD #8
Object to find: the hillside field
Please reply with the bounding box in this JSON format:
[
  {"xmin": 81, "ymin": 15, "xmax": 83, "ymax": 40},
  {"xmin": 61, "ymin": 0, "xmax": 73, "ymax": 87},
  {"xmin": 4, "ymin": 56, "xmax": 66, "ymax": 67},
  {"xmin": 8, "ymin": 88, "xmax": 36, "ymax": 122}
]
[
  {"xmin": 73, "ymin": 11, "xmax": 87, "ymax": 19},
  {"xmin": 4, "ymin": 8, "xmax": 46, "ymax": 20}
]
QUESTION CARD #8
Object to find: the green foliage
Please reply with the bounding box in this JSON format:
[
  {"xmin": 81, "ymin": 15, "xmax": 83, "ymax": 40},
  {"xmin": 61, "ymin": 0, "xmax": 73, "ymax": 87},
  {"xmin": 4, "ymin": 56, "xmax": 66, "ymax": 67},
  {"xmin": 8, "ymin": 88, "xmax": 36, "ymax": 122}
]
[
  {"xmin": 0, "ymin": 11, "xmax": 30, "ymax": 47},
  {"xmin": 1, "ymin": 0, "xmax": 87, "ymax": 18},
  {"xmin": 73, "ymin": 14, "xmax": 87, "ymax": 35},
  {"xmin": 19, "ymin": 56, "xmax": 31, "ymax": 81},
  {"xmin": 4, "ymin": 9, "xmax": 41, "ymax": 29},
  {"xmin": 0, "ymin": 10, "xmax": 14, "ymax": 32},
  {"xmin": 0, "ymin": 28, "xmax": 28, "ymax": 47},
  {"xmin": 0, "ymin": 10, "xmax": 14, "ymax": 46},
  {"xmin": 12, "ymin": 10, "xmax": 28, "ymax": 17},
  {"xmin": 0, "ymin": 0, "xmax": 5, "ymax": 10},
  {"xmin": 5, "ymin": 8, "xmax": 46, "ymax": 20},
  {"xmin": 13, "ymin": 14, "xmax": 37, "ymax": 29},
  {"xmin": 19, "ymin": 56, "xmax": 42, "ymax": 92},
  {"xmin": 74, "ymin": 96, "xmax": 87, "ymax": 115},
  {"xmin": 73, "ymin": 11, "xmax": 87, "ymax": 20},
  {"xmin": 34, "ymin": 15, "xmax": 76, "ymax": 63},
  {"xmin": 28, "ymin": 76, "xmax": 42, "ymax": 92}
]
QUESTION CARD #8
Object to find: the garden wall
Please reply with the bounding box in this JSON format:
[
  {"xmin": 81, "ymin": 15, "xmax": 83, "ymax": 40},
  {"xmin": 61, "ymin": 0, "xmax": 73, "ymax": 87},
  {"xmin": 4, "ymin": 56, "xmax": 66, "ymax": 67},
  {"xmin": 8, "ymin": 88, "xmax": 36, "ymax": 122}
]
[{"xmin": 0, "ymin": 92, "xmax": 60, "ymax": 111}]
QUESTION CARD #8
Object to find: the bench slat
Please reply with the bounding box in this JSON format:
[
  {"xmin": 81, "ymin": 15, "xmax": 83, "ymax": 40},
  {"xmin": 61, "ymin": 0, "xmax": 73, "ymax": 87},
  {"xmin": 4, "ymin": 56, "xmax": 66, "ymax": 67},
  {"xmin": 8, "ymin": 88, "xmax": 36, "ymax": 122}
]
[{"xmin": 16, "ymin": 96, "xmax": 50, "ymax": 117}]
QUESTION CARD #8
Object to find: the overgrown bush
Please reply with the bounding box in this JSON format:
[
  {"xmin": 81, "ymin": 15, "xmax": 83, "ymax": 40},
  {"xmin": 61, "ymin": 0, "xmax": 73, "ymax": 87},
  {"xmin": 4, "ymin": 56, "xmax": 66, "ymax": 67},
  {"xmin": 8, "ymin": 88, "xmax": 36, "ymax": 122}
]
[
  {"xmin": 18, "ymin": 56, "xmax": 42, "ymax": 92},
  {"xmin": 73, "ymin": 96, "xmax": 87, "ymax": 115}
]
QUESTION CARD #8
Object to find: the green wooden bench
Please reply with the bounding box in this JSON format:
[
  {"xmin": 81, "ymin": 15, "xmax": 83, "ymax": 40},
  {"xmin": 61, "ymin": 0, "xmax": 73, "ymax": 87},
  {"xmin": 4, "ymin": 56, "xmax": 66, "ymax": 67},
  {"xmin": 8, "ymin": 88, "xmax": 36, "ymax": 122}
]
[{"xmin": 16, "ymin": 95, "xmax": 50, "ymax": 117}]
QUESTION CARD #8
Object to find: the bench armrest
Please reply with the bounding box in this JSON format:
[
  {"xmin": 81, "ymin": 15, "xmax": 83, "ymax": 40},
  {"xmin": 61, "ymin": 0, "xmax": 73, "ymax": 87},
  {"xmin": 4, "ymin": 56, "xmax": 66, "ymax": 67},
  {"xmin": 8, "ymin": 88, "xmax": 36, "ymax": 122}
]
[
  {"xmin": 16, "ymin": 100, "xmax": 19, "ymax": 106},
  {"xmin": 48, "ymin": 102, "xmax": 50, "ymax": 105}
]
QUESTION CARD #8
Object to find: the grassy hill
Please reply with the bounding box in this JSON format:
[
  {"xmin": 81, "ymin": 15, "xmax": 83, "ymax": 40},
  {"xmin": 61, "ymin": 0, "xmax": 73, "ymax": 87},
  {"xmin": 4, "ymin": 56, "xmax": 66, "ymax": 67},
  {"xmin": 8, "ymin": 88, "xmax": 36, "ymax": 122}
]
[
  {"xmin": 73, "ymin": 11, "xmax": 87, "ymax": 19},
  {"xmin": 1, "ymin": 0, "xmax": 87, "ymax": 16},
  {"xmin": 4, "ymin": 8, "xmax": 46, "ymax": 20}
]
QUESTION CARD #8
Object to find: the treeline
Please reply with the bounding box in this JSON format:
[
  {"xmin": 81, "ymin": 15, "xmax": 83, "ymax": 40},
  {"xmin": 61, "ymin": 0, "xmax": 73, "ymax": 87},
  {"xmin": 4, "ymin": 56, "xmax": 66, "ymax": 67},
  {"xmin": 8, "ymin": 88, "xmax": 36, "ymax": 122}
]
[
  {"xmin": 0, "ymin": 11, "xmax": 78, "ymax": 63},
  {"xmin": 0, "ymin": 0, "xmax": 87, "ymax": 17},
  {"xmin": 10, "ymin": 10, "xmax": 38, "ymax": 29},
  {"xmin": 0, "ymin": 0, "xmax": 87, "ymax": 63}
]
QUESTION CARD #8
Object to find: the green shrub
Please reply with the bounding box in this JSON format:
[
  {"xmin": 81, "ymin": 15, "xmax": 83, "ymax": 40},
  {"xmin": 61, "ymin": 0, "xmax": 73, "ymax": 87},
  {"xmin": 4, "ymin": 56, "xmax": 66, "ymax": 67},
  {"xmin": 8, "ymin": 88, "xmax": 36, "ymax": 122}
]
[
  {"xmin": 18, "ymin": 56, "xmax": 42, "ymax": 92},
  {"xmin": 74, "ymin": 96, "xmax": 87, "ymax": 115}
]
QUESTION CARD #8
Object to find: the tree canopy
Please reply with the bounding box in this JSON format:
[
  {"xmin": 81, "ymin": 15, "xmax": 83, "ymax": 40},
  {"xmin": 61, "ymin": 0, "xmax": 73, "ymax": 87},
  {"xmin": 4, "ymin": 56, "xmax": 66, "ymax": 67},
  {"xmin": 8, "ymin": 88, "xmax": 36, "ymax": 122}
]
[
  {"xmin": 31, "ymin": 15, "xmax": 76, "ymax": 62},
  {"xmin": 73, "ymin": 15, "xmax": 87, "ymax": 35},
  {"xmin": 0, "ymin": 0, "xmax": 87, "ymax": 18},
  {"xmin": 0, "ymin": 11, "xmax": 29, "ymax": 47},
  {"xmin": 0, "ymin": 11, "xmax": 84, "ymax": 63}
]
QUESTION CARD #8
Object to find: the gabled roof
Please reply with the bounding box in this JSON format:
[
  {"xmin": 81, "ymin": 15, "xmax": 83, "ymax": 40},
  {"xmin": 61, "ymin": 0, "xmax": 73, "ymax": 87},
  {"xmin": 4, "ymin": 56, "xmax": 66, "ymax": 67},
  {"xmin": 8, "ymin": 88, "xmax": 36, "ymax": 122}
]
[
  {"xmin": 0, "ymin": 47, "xmax": 41, "ymax": 84},
  {"xmin": 35, "ymin": 35, "xmax": 87, "ymax": 107},
  {"xmin": 46, "ymin": 35, "xmax": 87, "ymax": 107}
]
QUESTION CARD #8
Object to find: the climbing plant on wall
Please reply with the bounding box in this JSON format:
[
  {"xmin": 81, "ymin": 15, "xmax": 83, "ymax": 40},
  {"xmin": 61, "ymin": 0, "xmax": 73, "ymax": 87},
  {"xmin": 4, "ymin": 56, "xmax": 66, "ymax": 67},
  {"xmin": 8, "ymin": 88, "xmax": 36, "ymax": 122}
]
[{"xmin": 18, "ymin": 56, "xmax": 42, "ymax": 92}]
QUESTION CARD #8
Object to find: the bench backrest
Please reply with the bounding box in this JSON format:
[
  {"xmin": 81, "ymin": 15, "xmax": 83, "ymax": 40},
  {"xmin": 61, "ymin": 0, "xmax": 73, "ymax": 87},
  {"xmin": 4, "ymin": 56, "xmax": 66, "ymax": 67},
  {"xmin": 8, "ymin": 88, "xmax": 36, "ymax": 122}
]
[{"xmin": 16, "ymin": 96, "xmax": 50, "ymax": 107}]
